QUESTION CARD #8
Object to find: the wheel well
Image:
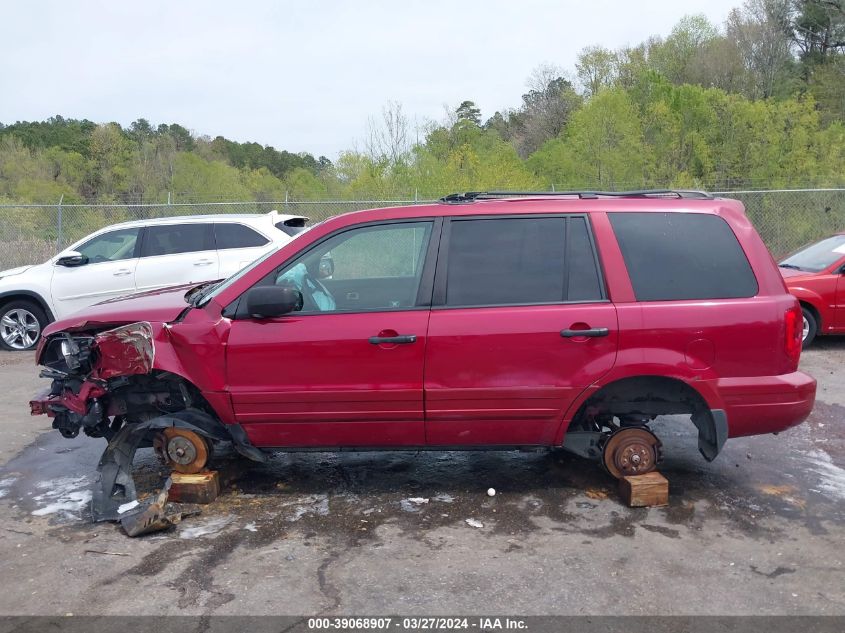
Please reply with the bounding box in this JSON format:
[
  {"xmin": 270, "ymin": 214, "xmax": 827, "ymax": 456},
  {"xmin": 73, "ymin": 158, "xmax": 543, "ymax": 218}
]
[
  {"xmin": 572, "ymin": 375, "xmax": 710, "ymax": 430},
  {"xmin": 110, "ymin": 370, "xmax": 218, "ymax": 423},
  {"xmin": 799, "ymin": 301, "xmax": 820, "ymax": 328},
  {"xmin": 0, "ymin": 292, "xmax": 55, "ymax": 322},
  {"xmin": 570, "ymin": 375, "xmax": 728, "ymax": 461}
]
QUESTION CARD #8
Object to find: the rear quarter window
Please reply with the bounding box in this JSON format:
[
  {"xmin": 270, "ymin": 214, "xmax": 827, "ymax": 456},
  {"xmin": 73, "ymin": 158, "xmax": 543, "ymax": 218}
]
[
  {"xmin": 214, "ymin": 223, "xmax": 269, "ymax": 249},
  {"xmin": 609, "ymin": 212, "xmax": 758, "ymax": 301}
]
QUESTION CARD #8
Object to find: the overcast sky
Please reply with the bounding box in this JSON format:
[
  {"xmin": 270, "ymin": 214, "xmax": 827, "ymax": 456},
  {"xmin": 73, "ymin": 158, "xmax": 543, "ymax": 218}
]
[{"xmin": 0, "ymin": 0, "xmax": 741, "ymax": 159}]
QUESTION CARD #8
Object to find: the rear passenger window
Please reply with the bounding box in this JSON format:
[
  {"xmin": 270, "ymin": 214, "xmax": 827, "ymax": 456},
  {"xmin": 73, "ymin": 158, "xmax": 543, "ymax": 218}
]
[
  {"xmin": 142, "ymin": 224, "xmax": 213, "ymax": 257},
  {"xmin": 214, "ymin": 224, "xmax": 269, "ymax": 249},
  {"xmin": 444, "ymin": 217, "xmax": 604, "ymax": 307},
  {"xmin": 609, "ymin": 212, "xmax": 758, "ymax": 301}
]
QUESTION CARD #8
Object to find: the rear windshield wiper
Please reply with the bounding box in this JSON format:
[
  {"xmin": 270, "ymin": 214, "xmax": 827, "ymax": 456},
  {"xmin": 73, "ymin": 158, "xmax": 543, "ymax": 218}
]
[{"xmin": 778, "ymin": 263, "xmax": 803, "ymax": 270}]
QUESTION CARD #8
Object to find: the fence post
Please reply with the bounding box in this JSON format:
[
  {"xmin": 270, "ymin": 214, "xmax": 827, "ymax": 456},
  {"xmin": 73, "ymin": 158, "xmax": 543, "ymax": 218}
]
[
  {"xmin": 56, "ymin": 194, "xmax": 64, "ymax": 252},
  {"xmin": 284, "ymin": 190, "xmax": 289, "ymax": 213}
]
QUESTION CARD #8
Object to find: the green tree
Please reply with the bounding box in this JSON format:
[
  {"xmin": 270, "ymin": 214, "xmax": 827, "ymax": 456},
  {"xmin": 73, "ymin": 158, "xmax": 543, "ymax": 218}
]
[
  {"xmin": 528, "ymin": 89, "xmax": 649, "ymax": 189},
  {"xmin": 170, "ymin": 153, "xmax": 250, "ymax": 201},
  {"xmin": 648, "ymin": 15, "xmax": 721, "ymax": 84},
  {"xmin": 576, "ymin": 46, "xmax": 617, "ymax": 96},
  {"xmin": 456, "ymin": 101, "xmax": 482, "ymax": 126}
]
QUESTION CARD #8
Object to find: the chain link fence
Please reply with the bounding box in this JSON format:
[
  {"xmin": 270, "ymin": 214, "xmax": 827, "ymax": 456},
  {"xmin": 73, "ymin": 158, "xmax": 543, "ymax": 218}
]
[
  {"xmin": 0, "ymin": 199, "xmax": 433, "ymax": 270},
  {"xmin": 0, "ymin": 189, "xmax": 842, "ymax": 270},
  {"xmin": 712, "ymin": 189, "xmax": 845, "ymax": 258}
]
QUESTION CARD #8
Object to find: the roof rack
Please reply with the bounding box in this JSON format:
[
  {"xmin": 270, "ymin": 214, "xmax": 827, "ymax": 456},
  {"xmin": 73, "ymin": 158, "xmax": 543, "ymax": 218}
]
[{"xmin": 440, "ymin": 189, "xmax": 714, "ymax": 203}]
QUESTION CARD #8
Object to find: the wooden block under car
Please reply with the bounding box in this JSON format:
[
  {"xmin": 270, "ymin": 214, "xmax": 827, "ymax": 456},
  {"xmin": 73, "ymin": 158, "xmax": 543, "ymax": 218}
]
[
  {"xmin": 168, "ymin": 471, "xmax": 221, "ymax": 504},
  {"xmin": 619, "ymin": 472, "xmax": 669, "ymax": 507}
]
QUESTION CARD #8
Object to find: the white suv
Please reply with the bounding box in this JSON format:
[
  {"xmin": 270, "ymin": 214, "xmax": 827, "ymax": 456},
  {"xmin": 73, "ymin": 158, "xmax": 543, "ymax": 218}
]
[{"xmin": 0, "ymin": 210, "xmax": 308, "ymax": 350}]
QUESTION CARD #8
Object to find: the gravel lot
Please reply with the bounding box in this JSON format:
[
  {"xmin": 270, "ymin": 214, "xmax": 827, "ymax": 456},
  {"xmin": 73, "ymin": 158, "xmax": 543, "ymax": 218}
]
[{"xmin": 0, "ymin": 342, "xmax": 842, "ymax": 616}]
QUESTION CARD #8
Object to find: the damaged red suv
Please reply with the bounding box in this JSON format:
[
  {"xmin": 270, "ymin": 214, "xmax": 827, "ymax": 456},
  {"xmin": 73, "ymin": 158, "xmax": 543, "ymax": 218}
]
[{"xmin": 30, "ymin": 190, "xmax": 816, "ymax": 521}]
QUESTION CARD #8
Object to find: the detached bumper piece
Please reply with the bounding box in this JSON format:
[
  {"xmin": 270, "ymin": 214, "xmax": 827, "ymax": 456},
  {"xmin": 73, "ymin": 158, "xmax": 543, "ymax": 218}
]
[{"xmin": 92, "ymin": 408, "xmax": 265, "ymax": 522}]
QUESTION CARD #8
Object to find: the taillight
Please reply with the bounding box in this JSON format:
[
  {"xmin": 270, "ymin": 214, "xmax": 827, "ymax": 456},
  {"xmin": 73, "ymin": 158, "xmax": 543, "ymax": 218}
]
[{"xmin": 784, "ymin": 304, "xmax": 802, "ymax": 365}]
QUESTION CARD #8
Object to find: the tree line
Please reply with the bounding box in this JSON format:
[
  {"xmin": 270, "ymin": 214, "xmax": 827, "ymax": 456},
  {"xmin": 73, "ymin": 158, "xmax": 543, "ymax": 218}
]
[{"xmin": 1, "ymin": 0, "xmax": 843, "ymax": 204}]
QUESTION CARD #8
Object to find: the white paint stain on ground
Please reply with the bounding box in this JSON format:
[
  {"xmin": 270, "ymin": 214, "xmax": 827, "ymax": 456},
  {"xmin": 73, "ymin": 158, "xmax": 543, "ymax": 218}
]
[
  {"xmin": 805, "ymin": 449, "xmax": 845, "ymax": 501},
  {"xmin": 178, "ymin": 515, "xmax": 234, "ymax": 539},
  {"xmin": 433, "ymin": 493, "xmax": 454, "ymax": 503},
  {"xmin": 0, "ymin": 476, "xmax": 16, "ymax": 499},
  {"xmin": 400, "ymin": 497, "xmax": 429, "ymax": 512},
  {"xmin": 31, "ymin": 476, "xmax": 91, "ymax": 518},
  {"xmin": 287, "ymin": 494, "xmax": 329, "ymax": 522}
]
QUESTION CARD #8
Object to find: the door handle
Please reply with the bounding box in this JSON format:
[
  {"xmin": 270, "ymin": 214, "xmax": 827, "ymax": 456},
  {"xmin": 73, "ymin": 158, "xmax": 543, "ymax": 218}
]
[
  {"xmin": 194, "ymin": 259, "xmax": 213, "ymax": 266},
  {"xmin": 113, "ymin": 269, "xmax": 132, "ymax": 277},
  {"xmin": 369, "ymin": 335, "xmax": 417, "ymax": 345},
  {"xmin": 561, "ymin": 327, "xmax": 610, "ymax": 338}
]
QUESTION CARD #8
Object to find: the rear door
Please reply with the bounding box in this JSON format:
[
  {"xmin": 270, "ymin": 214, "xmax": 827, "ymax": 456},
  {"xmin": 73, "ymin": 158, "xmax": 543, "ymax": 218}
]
[
  {"xmin": 135, "ymin": 223, "xmax": 220, "ymax": 291},
  {"xmin": 424, "ymin": 215, "xmax": 618, "ymax": 446}
]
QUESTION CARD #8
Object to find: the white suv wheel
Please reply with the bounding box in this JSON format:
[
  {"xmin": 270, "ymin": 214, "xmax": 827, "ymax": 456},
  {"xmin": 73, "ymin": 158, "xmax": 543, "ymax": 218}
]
[{"xmin": 0, "ymin": 303, "xmax": 45, "ymax": 351}]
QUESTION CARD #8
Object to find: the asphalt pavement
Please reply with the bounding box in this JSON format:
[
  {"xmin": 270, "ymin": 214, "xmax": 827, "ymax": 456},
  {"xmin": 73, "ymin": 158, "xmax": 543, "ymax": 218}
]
[{"xmin": 0, "ymin": 341, "xmax": 842, "ymax": 616}]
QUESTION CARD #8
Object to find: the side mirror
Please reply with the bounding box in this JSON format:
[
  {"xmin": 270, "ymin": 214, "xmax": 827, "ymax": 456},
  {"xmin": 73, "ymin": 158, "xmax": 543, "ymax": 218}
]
[
  {"xmin": 55, "ymin": 251, "xmax": 88, "ymax": 267},
  {"xmin": 245, "ymin": 285, "xmax": 302, "ymax": 319}
]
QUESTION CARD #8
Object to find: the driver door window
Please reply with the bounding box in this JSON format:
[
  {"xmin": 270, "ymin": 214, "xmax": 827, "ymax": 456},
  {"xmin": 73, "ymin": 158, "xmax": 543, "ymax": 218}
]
[
  {"xmin": 264, "ymin": 221, "xmax": 433, "ymax": 313},
  {"xmin": 76, "ymin": 228, "xmax": 140, "ymax": 263},
  {"xmin": 51, "ymin": 227, "xmax": 141, "ymax": 318}
]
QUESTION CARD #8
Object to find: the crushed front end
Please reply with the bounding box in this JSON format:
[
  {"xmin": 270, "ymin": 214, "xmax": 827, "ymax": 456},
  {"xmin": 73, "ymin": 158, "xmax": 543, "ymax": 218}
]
[
  {"xmin": 30, "ymin": 320, "xmax": 264, "ymax": 523},
  {"xmin": 31, "ymin": 322, "xmax": 157, "ymax": 441}
]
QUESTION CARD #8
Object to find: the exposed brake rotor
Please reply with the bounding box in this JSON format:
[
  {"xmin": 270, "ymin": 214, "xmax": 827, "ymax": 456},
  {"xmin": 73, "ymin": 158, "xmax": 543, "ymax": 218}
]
[
  {"xmin": 153, "ymin": 427, "xmax": 210, "ymax": 474},
  {"xmin": 601, "ymin": 427, "xmax": 663, "ymax": 479}
]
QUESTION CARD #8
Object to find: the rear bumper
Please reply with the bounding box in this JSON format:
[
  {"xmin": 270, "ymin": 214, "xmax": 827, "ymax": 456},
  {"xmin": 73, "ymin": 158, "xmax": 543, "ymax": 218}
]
[{"xmin": 717, "ymin": 371, "xmax": 816, "ymax": 437}]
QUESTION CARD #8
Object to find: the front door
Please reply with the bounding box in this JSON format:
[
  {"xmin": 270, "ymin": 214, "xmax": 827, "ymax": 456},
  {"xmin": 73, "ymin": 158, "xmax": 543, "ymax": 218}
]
[
  {"xmin": 225, "ymin": 220, "xmax": 437, "ymax": 447},
  {"xmin": 424, "ymin": 215, "xmax": 618, "ymax": 446},
  {"xmin": 836, "ymin": 262, "xmax": 845, "ymax": 330},
  {"xmin": 50, "ymin": 227, "xmax": 141, "ymax": 318}
]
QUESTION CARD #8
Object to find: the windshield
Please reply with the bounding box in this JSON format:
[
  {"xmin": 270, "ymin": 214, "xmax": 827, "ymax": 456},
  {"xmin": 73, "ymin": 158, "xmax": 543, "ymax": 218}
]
[
  {"xmin": 780, "ymin": 235, "xmax": 845, "ymax": 273},
  {"xmin": 195, "ymin": 247, "xmax": 279, "ymax": 307},
  {"xmin": 197, "ymin": 221, "xmax": 328, "ymax": 307}
]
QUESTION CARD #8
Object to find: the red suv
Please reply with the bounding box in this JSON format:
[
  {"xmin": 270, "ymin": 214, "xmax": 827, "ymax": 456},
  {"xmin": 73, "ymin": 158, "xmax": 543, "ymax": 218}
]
[{"xmin": 30, "ymin": 190, "xmax": 816, "ymax": 521}]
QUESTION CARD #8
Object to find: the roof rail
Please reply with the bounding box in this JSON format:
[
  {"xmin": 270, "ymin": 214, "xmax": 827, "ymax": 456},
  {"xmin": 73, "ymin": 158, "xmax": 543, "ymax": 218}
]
[{"xmin": 440, "ymin": 189, "xmax": 714, "ymax": 203}]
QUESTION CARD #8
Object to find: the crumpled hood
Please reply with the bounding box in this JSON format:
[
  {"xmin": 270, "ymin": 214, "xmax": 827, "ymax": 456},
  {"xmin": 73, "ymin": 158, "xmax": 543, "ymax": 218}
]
[{"xmin": 42, "ymin": 283, "xmax": 200, "ymax": 337}]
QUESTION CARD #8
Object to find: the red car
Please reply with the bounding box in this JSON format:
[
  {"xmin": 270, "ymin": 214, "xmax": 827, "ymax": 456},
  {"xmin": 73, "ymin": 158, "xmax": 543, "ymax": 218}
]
[
  {"xmin": 30, "ymin": 190, "xmax": 816, "ymax": 521},
  {"xmin": 778, "ymin": 233, "xmax": 845, "ymax": 346}
]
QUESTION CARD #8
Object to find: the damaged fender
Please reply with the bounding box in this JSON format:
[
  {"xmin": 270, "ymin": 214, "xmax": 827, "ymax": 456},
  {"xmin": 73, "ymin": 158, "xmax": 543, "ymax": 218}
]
[{"xmin": 93, "ymin": 408, "xmax": 265, "ymax": 522}]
